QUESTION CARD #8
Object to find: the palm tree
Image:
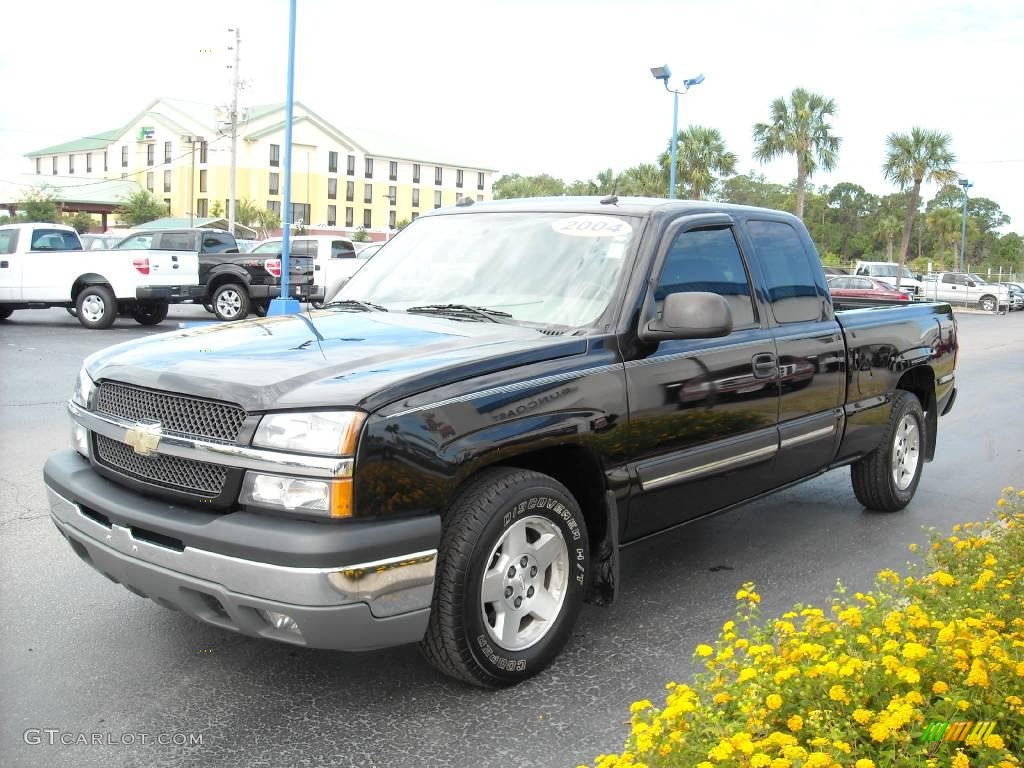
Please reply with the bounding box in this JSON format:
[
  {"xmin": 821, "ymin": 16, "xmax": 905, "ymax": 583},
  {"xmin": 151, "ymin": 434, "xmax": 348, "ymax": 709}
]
[
  {"xmin": 926, "ymin": 208, "xmax": 961, "ymax": 271},
  {"xmin": 752, "ymin": 88, "xmax": 841, "ymax": 219},
  {"xmin": 616, "ymin": 164, "xmax": 667, "ymax": 197},
  {"xmin": 875, "ymin": 215, "xmax": 903, "ymax": 262},
  {"xmin": 882, "ymin": 127, "xmax": 958, "ymax": 285},
  {"xmin": 594, "ymin": 168, "xmax": 619, "ymax": 195},
  {"xmin": 660, "ymin": 126, "xmax": 737, "ymax": 199}
]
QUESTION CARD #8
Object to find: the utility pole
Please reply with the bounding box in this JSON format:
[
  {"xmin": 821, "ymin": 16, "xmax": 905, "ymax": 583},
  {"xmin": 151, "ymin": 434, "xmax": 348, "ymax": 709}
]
[{"xmin": 227, "ymin": 26, "xmax": 241, "ymax": 238}]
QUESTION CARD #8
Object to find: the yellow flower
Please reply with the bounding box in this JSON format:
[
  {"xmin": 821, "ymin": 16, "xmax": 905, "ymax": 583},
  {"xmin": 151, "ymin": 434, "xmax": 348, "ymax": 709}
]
[
  {"xmin": 695, "ymin": 644, "xmax": 714, "ymax": 657},
  {"xmin": 997, "ymin": 498, "xmax": 1006, "ymax": 507},
  {"xmin": 951, "ymin": 751, "xmax": 970, "ymax": 768},
  {"xmin": 908, "ymin": 542, "xmax": 919, "ymax": 552},
  {"xmin": 832, "ymin": 740, "xmax": 851, "ymax": 755},
  {"xmin": 966, "ymin": 659, "xmax": 990, "ymax": 688},
  {"xmin": 983, "ymin": 734, "xmax": 1005, "ymax": 750},
  {"xmin": 828, "ymin": 685, "xmax": 847, "ymax": 703},
  {"xmin": 786, "ymin": 715, "xmax": 803, "ymax": 732},
  {"xmin": 932, "ymin": 681, "xmax": 949, "ymax": 694},
  {"xmin": 630, "ymin": 699, "xmax": 653, "ymax": 714},
  {"xmin": 869, "ymin": 722, "xmax": 890, "ymax": 741},
  {"xmin": 696, "ymin": 763, "xmax": 714, "ymax": 768},
  {"xmin": 770, "ymin": 760, "xmax": 791, "ymax": 768},
  {"xmin": 713, "ymin": 692, "xmax": 732, "ymax": 705},
  {"xmin": 805, "ymin": 752, "xmax": 831, "ymax": 768},
  {"xmin": 766, "ymin": 694, "xmax": 783, "ymax": 711},
  {"xmin": 902, "ymin": 642, "xmax": 928, "ymax": 660},
  {"xmin": 853, "ymin": 708, "xmax": 874, "ymax": 725},
  {"xmin": 750, "ymin": 755, "xmax": 771, "ymax": 768},
  {"xmin": 738, "ymin": 667, "xmax": 757, "ymax": 683},
  {"xmin": 855, "ymin": 761, "xmax": 876, "ymax": 768},
  {"xmin": 708, "ymin": 739, "xmax": 734, "ymax": 761},
  {"xmin": 957, "ymin": 699, "xmax": 970, "ymax": 711}
]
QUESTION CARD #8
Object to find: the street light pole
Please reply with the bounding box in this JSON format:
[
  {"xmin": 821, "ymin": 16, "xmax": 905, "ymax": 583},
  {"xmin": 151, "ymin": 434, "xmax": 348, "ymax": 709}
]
[
  {"xmin": 186, "ymin": 135, "xmax": 205, "ymax": 227},
  {"xmin": 650, "ymin": 66, "xmax": 704, "ymax": 199},
  {"xmin": 958, "ymin": 178, "xmax": 972, "ymax": 272},
  {"xmin": 227, "ymin": 26, "xmax": 241, "ymax": 239}
]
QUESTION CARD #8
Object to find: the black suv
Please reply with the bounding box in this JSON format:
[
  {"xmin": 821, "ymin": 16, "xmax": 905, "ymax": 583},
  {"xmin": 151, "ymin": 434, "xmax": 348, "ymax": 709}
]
[{"xmin": 115, "ymin": 228, "xmax": 322, "ymax": 321}]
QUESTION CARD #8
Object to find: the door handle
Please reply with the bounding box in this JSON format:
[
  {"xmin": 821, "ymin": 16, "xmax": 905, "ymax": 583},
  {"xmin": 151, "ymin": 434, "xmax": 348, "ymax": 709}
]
[
  {"xmin": 0, "ymin": 260, "xmax": 8, "ymax": 268},
  {"xmin": 751, "ymin": 353, "xmax": 777, "ymax": 378}
]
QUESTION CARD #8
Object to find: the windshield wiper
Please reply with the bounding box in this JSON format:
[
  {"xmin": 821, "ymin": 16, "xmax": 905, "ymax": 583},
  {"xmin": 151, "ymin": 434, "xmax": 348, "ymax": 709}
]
[
  {"xmin": 322, "ymin": 299, "xmax": 388, "ymax": 312},
  {"xmin": 405, "ymin": 304, "xmax": 514, "ymax": 323}
]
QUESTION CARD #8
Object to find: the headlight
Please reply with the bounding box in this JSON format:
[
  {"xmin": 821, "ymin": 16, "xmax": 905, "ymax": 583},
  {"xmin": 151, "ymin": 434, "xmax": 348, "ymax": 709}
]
[
  {"xmin": 253, "ymin": 411, "xmax": 365, "ymax": 455},
  {"xmin": 239, "ymin": 472, "xmax": 353, "ymax": 518},
  {"xmin": 70, "ymin": 421, "xmax": 89, "ymax": 458},
  {"xmin": 72, "ymin": 367, "xmax": 95, "ymax": 408}
]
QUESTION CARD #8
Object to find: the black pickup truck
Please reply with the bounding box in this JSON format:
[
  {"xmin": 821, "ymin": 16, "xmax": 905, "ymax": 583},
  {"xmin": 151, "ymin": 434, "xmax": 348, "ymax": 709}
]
[
  {"xmin": 114, "ymin": 228, "xmax": 322, "ymax": 320},
  {"xmin": 44, "ymin": 198, "xmax": 957, "ymax": 687}
]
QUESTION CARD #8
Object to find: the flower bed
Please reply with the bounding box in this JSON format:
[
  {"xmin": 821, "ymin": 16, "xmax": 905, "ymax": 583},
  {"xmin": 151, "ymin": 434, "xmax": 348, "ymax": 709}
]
[{"xmin": 583, "ymin": 488, "xmax": 1023, "ymax": 768}]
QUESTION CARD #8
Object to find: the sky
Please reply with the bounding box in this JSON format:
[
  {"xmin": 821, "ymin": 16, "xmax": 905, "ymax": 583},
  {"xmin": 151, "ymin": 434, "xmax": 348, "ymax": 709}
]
[{"xmin": 0, "ymin": 0, "xmax": 1021, "ymax": 230}]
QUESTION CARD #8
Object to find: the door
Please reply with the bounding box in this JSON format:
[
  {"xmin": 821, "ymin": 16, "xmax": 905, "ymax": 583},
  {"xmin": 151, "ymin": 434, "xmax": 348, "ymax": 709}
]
[
  {"xmin": 744, "ymin": 219, "xmax": 845, "ymax": 485},
  {"xmin": 20, "ymin": 227, "xmax": 84, "ymax": 301},
  {"xmin": 939, "ymin": 272, "xmax": 968, "ymax": 304},
  {"xmin": 625, "ymin": 219, "xmax": 780, "ymax": 539},
  {"xmin": 0, "ymin": 228, "xmax": 21, "ymax": 300}
]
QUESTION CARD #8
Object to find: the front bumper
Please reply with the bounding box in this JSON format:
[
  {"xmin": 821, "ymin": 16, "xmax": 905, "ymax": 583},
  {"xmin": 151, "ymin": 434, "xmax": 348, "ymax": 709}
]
[
  {"xmin": 136, "ymin": 285, "xmax": 194, "ymax": 303},
  {"xmin": 44, "ymin": 451, "xmax": 439, "ymax": 651}
]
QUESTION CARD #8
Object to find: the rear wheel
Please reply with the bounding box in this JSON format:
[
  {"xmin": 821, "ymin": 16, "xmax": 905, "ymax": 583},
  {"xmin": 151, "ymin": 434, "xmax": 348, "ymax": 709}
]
[
  {"xmin": 75, "ymin": 285, "xmax": 117, "ymax": 330},
  {"xmin": 979, "ymin": 294, "xmax": 997, "ymax": 312},
  {"xmin": 131, "ymin": 301, "xmax": 169, "ymax": 326},
  {"xmin": 851, "ymin": 390, "xmax": 925, "ymax": 511},
  {"xmin": 420, "ymin": 467, "xmax": 588, "ymax": 687},
  {"xmin": 211, "ymin": 283, "xmax": 249, "ymax": 321}
]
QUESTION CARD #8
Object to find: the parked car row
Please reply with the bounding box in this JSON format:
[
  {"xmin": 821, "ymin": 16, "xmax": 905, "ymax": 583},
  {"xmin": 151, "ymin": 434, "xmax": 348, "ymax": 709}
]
[{"xmin": 0, "ymin": 222, "xmax": 387, "ymax": 328}]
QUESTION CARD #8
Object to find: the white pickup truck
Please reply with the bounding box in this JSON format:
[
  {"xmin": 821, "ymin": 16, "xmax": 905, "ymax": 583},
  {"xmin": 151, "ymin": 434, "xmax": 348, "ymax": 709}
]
[
  {"xmin": 0, "ymin": 223, "xmax": 199, "ymax": 329},
  {"xmin": 248, "ymin": 235, "xmax": 364, "ymax": 308},
  {"xmin": 920, "ymin": 271, "xmax": 1012, "ymax": 312}
]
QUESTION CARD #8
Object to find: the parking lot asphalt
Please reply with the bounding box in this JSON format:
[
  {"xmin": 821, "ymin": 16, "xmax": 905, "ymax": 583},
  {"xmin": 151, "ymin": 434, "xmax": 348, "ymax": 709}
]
[{"xmin": 2, "ymin": 307, "xmax": 1023, "ymax": 768}]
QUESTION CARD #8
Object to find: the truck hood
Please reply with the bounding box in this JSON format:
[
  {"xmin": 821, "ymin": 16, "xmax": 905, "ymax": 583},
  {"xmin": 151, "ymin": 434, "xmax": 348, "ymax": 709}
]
[{"xmin": 84, "ymin": 310, "xmax": 587, "ymax": 413}]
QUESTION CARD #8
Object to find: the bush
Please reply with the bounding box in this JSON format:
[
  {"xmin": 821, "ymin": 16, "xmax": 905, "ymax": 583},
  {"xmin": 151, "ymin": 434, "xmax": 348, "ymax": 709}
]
[{"xmin": 583, "ymin": 488, "xmax": 1024, "ymax": 768}]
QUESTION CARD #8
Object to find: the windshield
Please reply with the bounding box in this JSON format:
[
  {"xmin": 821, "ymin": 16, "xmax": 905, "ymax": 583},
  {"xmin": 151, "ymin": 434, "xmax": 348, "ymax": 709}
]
[
  {"xmin": 968, "ymin": 273, "xmax": 991, "ymax": 284},
  {"xmin": 871, "ymin": 264, "xmax": 913, "ymax": 279},
  {"xmin": 337, "ymin": 211, "xmax": 637, "ymax": 327}
]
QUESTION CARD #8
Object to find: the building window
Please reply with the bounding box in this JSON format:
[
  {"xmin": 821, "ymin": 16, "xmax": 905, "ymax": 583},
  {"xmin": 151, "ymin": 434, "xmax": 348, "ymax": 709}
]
[
  {"xmin": 477, "ymin": 171, "xmax": 485, "ymax": 190},
  {"xmin": 434, "ymin": 190, "xmax": 442, "ymax": 209},
  {"xmin": 412, "ymin": 189, "xmax": 420, "ymax": 208},
  {"xmin": 413, "ymin": 164, "xmax": 421, "ymax": 183},
  {"xmin": 477, "ymin": 194, "xmax": 483, "ymax": 202},
  {"xmin": 364, "ymin": 184, "xmax": 372, "ymax": 204},
  {"xmin": 164, "ymin": 198, "xmax": 171, "ymax": 213},
  {"xmin": 269, "ymin": 144, "xmax": 280, "ymax": 167},
  {"xmin": 164, "ymin": 141, "xmax": 172, "ymax": 163},
  {"xmin": 345, "ymin": 207, "xmax": 354, "ymax": 227},
  {"xmin": 389, "ymin": 161, "xmax": 398, "ymax": 181},
  {"xmin": 35, "ymin": 157, "xmax": 40, "ymax": 175},
  {"xmin": 346, "ymin": 180, "xmax": 354, "ymax": 202},
  {"xmin": 388, "ymin": 186, "xmax": 396, "ymax": 205},
  {"xmin": 364, "ymin": 158, "xmax": 373, "ymax": 178},
  {"xmin": 199, "ymin": 169, "xmax": 207, "ymax": 193},
  {"xmin": 389, "ymin": 210, "xmax": 396, "ymax": 229},
  {"xmin": 146, "ymin": 144, "xmax": 154, "ymax": 166},
  {"xmin": 456, "ymin": 169, "xmax": 464, "ymax": 188},
  {"xmin": 196, "ymin": 198, "xmax": 208, "ymax": 218},
  {"xmin": 435, "ymin": 167, "xmax": 443, "ymax": 185},
  {"xmin": 291, "ymin": 203, "xmax": 310, "ymax": 225},
  {"xmin": 346, "ymin": 155, "xmax": 355, "ymax": 176},
  {"xmin": 363, "ymin": 209, "xmax": 372, "ymax": 228},
  {"xmin": 327, "ymin": 205, "xmax": 337, "ymax": 226},
  {"xmin": 51, "ymin": 157, "xmax": 57, "ymax": 175},
  {"xmin": 163, "ymin": 170, "xmax": 171, "ymax": 193},
  {"xmin": 267, "ymin": 200, "xmax": 281, "ymax": 216},
  {"xmin": 328, "ymin": 178, "xmax": 337, "ymax": 199},
  {"xmin": 146, "ymin": 172, "xmax": 154, "ymax": 192},
  {"xmin": 200, "ymin": 141, "xmax": 208, "ymax": 163},
  {"xmin": 411, "ymin": 212, "xmax": 419, "ymax": 221},
  {"xmin": 121, "ymin": 146, "xmax": 128, "ymax": 168},
  {"xmin": 103, "ymin": 151, "xmax": 108, "ymax": 172},
  {"xmin": 269, "ymin": 172, "xmax": 280, "ymax": 195},
  {"xmin": 86, "ymin": 153, "xmax": 92, "ymax": 173},
  {"xmin": 329, "ymin": 151, "xmax": 338, "ymax": 173},
  {"xmin": 68, "ymin": 155, "xmax": 75, "ymax": 174}
]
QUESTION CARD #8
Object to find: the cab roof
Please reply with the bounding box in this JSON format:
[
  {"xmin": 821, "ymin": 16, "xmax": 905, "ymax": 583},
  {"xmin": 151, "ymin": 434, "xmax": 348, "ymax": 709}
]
[{"xmin": 430, "ymin": 196, "xmax": 798, "ymax": 221}]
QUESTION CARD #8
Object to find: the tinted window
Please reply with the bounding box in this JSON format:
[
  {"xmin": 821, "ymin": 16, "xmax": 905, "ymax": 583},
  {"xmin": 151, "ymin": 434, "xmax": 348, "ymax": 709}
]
[
  {"xmin": 116, "ymin": 234, "xmax": 153, "ymax": 250},
  {"xmin": 852, "ymin": 278, "xmax": 873, "ymax": 290},
  {"xmin": 655, "ymin": 227, "xmax": 756, "ymax": 328},
  {"xmin": 828, "ymin": 277, "xmax": 850, "ymax": 290},
  {"xmin": 30, "ymin": 229, "xmax": 81, "ymax": 251},
  {"xmin": 331, "ymin": 240, "xmax": 355, "ymax": 258},
  {"xmin": 747, "ymin": 220, "xmax": 823, "ymax": 323},
  {"xmin": 251, "ymin": 241, "xmax": 282, "ymax": 255},
  {"xmin": 0, "ymin": 229, "xmax": 19, "ymax": 254},
  {"xmin": 161, "ymin": 233, "xmax": 194, "ymax": 250},
  {"xmin": 202, "ymin": 234, "xmax": 236, "ymax": 253}
]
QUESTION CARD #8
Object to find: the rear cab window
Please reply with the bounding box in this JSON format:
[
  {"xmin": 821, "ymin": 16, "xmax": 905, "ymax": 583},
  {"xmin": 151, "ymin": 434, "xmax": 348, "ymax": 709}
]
[
  {"xmin": 30, "ymin": 229, "xmax": 82, "ymax": 251},
  {"xmin": 160, "ymin": 232, "xmax": 194, "ymax": 250},
  {"xmin": 747, "ymin": 220, "xmax": 826, "ymax": 324},
  {"xmin": 0, "ymin": 229, "xmax": 19, "ymax": 254},
  {"xmin": 331, "ymin": 240, "xmax": 356, "ymax": 258}
]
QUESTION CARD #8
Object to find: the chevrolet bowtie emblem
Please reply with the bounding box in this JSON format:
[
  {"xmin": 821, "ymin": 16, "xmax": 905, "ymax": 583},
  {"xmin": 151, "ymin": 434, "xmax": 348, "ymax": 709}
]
[{"xmin": 125, "ymin": 422, "xmax": 162, "ymax": 457}]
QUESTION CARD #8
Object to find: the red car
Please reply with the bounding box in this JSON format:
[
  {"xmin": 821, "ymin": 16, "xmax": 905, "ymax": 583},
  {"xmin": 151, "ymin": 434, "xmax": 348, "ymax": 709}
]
[{"xmin": 828, "ymin": 275, "xmax": 910, "ymax": 301}]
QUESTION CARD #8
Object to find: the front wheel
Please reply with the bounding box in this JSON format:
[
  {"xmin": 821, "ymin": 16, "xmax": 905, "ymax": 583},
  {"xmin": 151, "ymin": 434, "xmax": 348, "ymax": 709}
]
[
  {"xmin": 211, "ymin": 283, "xmax": 250, "ymax": 321},
  {"xmin": 75, "ymin": 285, "xmax": 117, "ymax": 329},
  {"xmin": 0, "ymin": 306, "xmax": 13, "ymax": 320},
  {"xmin": 420, "ymin": 468, "xmax": 589, "ymax": 687},
  {"xmin": 131, "ymin": 301, "xmax": 169, "ymax": 326},
  {"xmin": 850, "ymin": 390, "xmax": 925, "ymax": 511},
  {"xmin": 979, "ymin": 294, "xmax": 997, "ymax": 312}
]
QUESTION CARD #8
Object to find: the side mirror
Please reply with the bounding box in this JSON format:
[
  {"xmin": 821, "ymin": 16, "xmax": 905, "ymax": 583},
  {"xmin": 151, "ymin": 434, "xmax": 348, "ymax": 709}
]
[
  {"xmin": 641, "ymin": 291, "xmax": 733, "ymax": 342},
  {"xmin": 967, "ymin": 280, "xmax": 976, "ymax": 287}
]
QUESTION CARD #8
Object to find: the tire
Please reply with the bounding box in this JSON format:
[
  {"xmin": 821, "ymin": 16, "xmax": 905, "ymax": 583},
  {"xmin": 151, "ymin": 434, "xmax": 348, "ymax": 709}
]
[
  {"xmin": 75, "ymin": 285, "xmax": 118, "ymax": 330},
  {"xmin": 131, "ymin": 301, "xmax": 169, "ymax": 326},
  {"xmin": 66, "ymin": 307, "xmax": 77, "ymax": 317},
  {"xmin": 851, "ymin": 390, "xmax": 926, "ymax": 511},
  {"xmin": 202, "ymin": 303, "xmax": 214, "ymax": 314},
  {"xmin": 211, "ymin": 283, "xmax": 250, "ymax": 321},
  {"xmin": 310, "ymin": 300, "xmax": 326, "ymax": 310},
  {"xmin": 979, "ymin": 294, "xmax": 997, "ymax": 312},
  {"xmin": 420, "ymin": 467, "xmax": 589, "ymax": 687},
  {"xmin": 252, "ymin": 301, "xmax": 268, "ymax": 317},
  {"xmin": 0, "ymin": 306, "xmax": 13, "ymax": 320}
]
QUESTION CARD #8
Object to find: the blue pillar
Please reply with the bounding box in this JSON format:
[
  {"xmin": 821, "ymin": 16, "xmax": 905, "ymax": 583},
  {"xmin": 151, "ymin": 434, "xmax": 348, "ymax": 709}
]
[{"xmin": 268, "ymin": 0, "xmax": 301, "ymax": 316}]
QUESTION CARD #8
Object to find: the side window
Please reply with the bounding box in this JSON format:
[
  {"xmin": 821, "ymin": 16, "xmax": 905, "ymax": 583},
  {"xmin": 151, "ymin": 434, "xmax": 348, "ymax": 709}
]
[
  {"xmin": 853, "ymin": 278, "xmax": 873, "ymax": 290},
  {"xmin": 655, "ymin": 226, "xmax": 756, "ymax": 329},
  {"xmin": 0, "ymin": 229, "xmax": 19, "ymax": 254},
  {"xmin": 30, "ymin": 229, "xmax": 82, "ymax": 251},
  {"xmin": 202, "ymin": 234, "xmax": 235, "ymax": 253},
  {"xmin": 331, "ymin": 240, "xmax": 355, "ymax": 258},
  {"xmin": 747, "ymin": 220, "xmax": 824, "ymax": 324},
  {"xmin": 161, "ymin": 233, "xmax": 193, "ymax": 251},
  {"xmin": 856, "ymin": 266, "xmax": 868, "ymax": 275},
  {"xmin": 829, "ymin": 277, "xmax": 850, "ymax": 290},
  {"xmin": 251, "ymin": 241, "xmax": 282, "ymax": 255},
  {"xmin": 941, "ymin": 274, "xmax": 955, "ymax": 284},
  {"xmin": 116, "ymin": 234, "xmax": 153, "ymax": 250}
]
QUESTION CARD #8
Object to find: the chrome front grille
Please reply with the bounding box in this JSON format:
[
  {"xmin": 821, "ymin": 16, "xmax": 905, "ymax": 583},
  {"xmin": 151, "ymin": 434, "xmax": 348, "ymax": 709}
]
[
  {"xmin": 94, "ymin": 434, "xmax": 226, "ymax": 497},
  {"xmin": 96, "ymin": 382, "xmax": 246, "ymax": 442}
]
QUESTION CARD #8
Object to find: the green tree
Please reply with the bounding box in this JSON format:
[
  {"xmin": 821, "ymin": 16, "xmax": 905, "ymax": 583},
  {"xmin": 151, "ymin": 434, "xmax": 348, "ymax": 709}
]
[
  {"xmin": 926, "ymin": 208, "xmax": 962, "ymax": 271},
  {"xmin": 875, "ymin": 214, "xmax": 903, "ymax": 263},
  {"xmin": 116, "ymin": 190, "xmax": 167, "ymax": 226},
  {"xmin": 752, "ymin": 88, "xmax": 841, "ymax": 220},
  {"xmin": 492, "ymin": 173, "xmax": 566, "ymax": 199},
  {"xmin": 616, "ymin": 164, "xmax": 667, "ymax": 197},
  {"xmin": 17, "ymin": 187, "xmax": 60, "ymax": 222},
  {"xmin": 395, "ymin": 218, "xmax": 411, "ymax": 230},
  {"xmin": 352, "ymin": 227, "xmax": 371, "ymax": 243},
  {"xmin": 660, "ymin": 126, "xmax": 738, "ymax": 199},
  {"xmin": 254, "ymin": 208, "xmax": 281, "ymax": 239},
  {"xmin": 63, "ymin": 212, "xmax": 95, "ymax": 233},
  {"xmin": 234, "ymin": 199, "xmax": 263, "ymax": 228},
  {"xmin": 882, "ymin": 127, "xmax": 958, "ymax": 285},
  {"xmin": 565, "ymin": 179, "xmax": 598, "ymax": 196},
  {"xmin": 209, "ymin": 200, "xmax": 224, "ymax": 218},
  {"xmin": 717, "ymin": 172, "xmax": 791, "ymax": 209}
]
